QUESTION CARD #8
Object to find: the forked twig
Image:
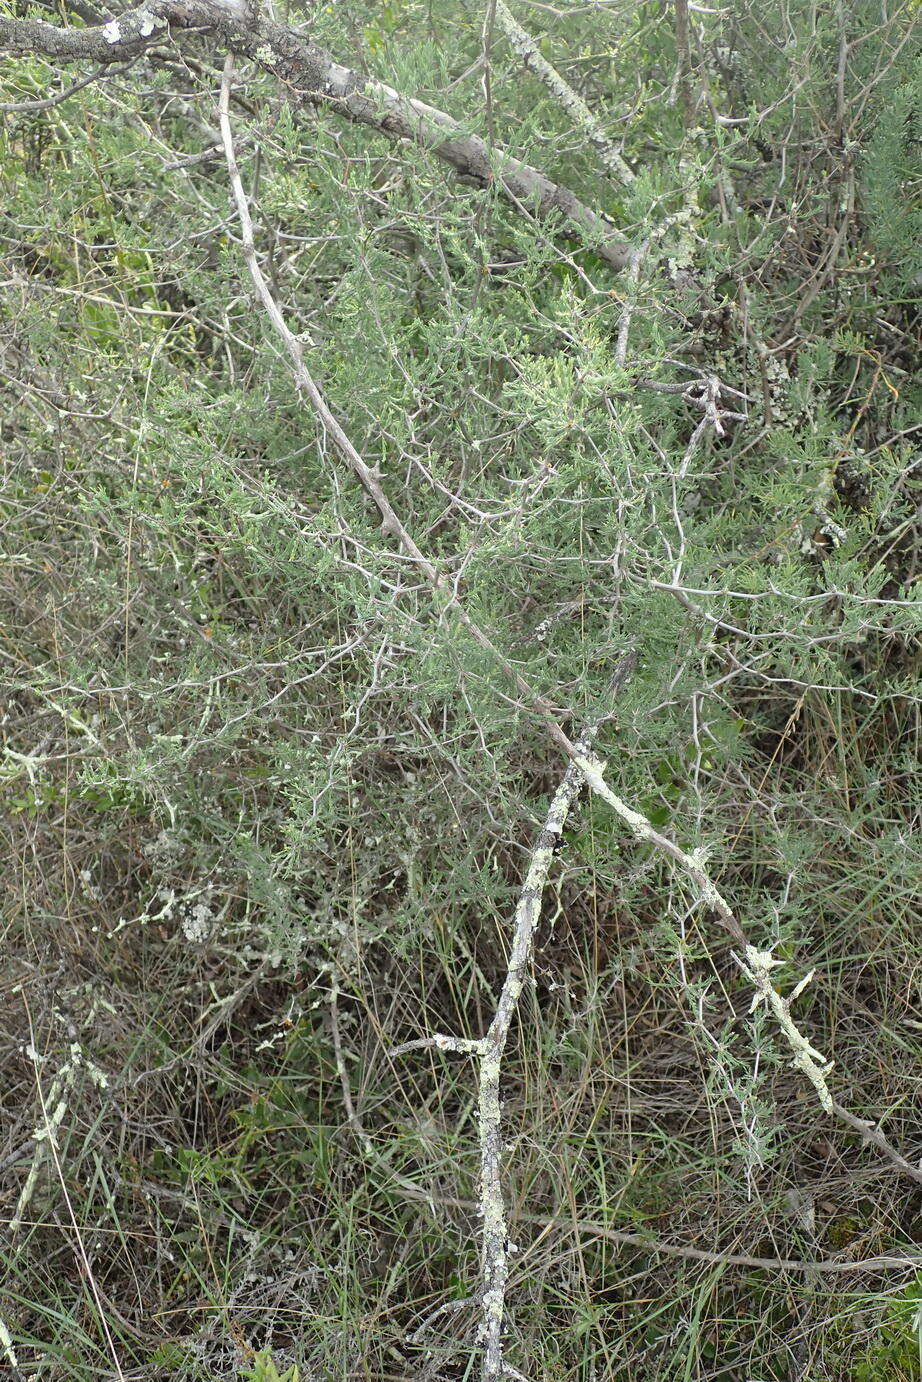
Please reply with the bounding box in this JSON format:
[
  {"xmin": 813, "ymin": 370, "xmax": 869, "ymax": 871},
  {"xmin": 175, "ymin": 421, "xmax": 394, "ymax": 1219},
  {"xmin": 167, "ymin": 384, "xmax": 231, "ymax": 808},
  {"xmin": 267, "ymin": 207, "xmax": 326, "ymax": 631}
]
[
  {"xmin": 392, "ymin": 672, "xmax": 630, "ymax": 1380},
  {"xmin": 474, "ymin": 703, "xmax": 619, "ymax": 1379}
]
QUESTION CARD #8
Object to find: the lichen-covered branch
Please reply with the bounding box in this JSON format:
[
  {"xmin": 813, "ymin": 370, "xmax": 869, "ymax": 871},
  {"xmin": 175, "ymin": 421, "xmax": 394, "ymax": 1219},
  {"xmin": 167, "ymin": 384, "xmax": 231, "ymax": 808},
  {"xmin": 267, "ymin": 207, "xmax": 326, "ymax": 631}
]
[
  {"xmin": 736, "ymin": 947, "xmax": 835, "ymax": 1113},
  {"xmin": 0, "ymin": 0, "xmax": 631, "ymax": 271},
  {"xmin": 573, "ymin": 752, "xmax": 745, "ymax": 941},
  {"xmin": 477, "ymin": 719, "xmax": 601, "ymax": 1381},
  {"xmin": 830, "ymin": 1101, "xmax": 922, "ymax": 1188},
  {"xmin": 573, "ymin": 753, "xmax": 839, "ymax": 1112},
  {"xmin": 494, "ymin": 0, "xmax": 636, "ymax": 188}
]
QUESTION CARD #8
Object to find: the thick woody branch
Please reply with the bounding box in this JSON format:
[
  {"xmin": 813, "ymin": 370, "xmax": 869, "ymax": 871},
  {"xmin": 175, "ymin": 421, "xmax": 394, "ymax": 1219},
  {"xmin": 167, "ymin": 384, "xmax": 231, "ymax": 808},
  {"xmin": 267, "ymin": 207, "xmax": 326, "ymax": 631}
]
[{"xmin": 0, "ymin": 0, "xmax": 632, "ymax": 271}]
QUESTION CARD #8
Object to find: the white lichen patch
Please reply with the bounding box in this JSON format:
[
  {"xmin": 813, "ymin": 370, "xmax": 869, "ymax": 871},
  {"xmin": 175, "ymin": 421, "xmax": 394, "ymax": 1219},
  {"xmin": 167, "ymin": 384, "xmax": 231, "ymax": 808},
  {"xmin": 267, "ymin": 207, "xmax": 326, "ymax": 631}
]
[
  {"xmin": 104, "ymin": 10, "xmax": 166, "ymax": 42},
  {"xmin": 738, "ymin": 944, "xmax": 834, "ymax": 1111},
  {"xmin": 181, "ymin": 896, "xmax": 215, "ymax": 944},
  {"xmin": 255, "ymin": 44, "xmax": 278, "ymax": 65},
  {"xmin": 136, "ymin": 9, "xmax": 168, "ymax": 35},
  {"xmin": 0, "ymin": 1315, "xmax": 18, "ymax": 1372}
]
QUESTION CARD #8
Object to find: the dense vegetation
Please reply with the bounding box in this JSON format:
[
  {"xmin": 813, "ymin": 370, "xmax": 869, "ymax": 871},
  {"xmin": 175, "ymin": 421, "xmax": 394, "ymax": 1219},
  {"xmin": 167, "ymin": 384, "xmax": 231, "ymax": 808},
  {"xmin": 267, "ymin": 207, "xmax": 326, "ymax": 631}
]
[{"xmin": 1, "ymin": 0, "xmax": 920, "ymax": 1377}]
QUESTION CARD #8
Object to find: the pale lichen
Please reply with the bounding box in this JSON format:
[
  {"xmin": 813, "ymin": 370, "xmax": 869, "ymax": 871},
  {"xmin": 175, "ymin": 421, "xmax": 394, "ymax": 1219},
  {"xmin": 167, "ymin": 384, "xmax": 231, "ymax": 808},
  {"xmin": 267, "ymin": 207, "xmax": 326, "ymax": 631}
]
[
  {"xmin": 104, "ymin": 10, "xmax": 166, "ymax": 43},
  {"xmin": 136, "ymin": 9, "xmax": 168, "ymax": 35}
]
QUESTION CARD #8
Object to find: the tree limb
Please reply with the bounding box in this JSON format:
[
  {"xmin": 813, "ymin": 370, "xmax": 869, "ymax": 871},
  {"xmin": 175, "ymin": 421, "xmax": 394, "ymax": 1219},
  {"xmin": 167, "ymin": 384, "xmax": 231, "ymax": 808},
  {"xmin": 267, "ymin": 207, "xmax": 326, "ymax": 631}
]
[{"xmin": 0, "ymin": 0, "xmax": 632, "ymax": 271}]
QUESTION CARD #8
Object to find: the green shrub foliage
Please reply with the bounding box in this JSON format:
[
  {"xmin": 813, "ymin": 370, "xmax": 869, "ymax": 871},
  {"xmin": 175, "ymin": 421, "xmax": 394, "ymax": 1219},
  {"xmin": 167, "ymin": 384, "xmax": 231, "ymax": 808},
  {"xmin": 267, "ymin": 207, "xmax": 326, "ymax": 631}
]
[{"xmin": 1, "ymin": 0, "xmax": 919, "ymax": 1376}]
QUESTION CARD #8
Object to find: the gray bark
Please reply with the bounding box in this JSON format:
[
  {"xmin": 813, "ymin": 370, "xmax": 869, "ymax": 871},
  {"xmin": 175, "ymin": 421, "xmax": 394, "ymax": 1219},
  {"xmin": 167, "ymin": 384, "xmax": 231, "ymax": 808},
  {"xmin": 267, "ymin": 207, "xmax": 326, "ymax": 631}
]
[{"xmin": 0, "ymin": 0, "xmax": 632, "ymax": 271}]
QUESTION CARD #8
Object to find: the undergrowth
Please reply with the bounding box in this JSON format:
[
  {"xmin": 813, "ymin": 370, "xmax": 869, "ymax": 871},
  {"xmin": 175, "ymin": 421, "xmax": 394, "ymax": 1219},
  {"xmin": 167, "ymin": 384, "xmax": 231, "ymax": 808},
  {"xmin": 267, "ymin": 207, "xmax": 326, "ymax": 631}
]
[{"xmin": 1, "ymin": 0, "xmax": 920, "ymax": 1377}]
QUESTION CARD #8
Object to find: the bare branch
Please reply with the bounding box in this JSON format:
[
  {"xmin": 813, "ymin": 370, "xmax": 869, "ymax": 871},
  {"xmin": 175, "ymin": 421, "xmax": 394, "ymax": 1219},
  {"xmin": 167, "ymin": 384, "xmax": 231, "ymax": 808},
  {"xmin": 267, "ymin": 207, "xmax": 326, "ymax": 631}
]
[
  {"xmin": 0, "ymin": 61, "xmax": 120, "ymax": 113},
  {"xmin": 390, "ymin": 1180, "xmax": 922, "ymax": 1273},
  {"xmin": 831, "ymin": 1101, "xmax": 922, "ymax": 1189}
]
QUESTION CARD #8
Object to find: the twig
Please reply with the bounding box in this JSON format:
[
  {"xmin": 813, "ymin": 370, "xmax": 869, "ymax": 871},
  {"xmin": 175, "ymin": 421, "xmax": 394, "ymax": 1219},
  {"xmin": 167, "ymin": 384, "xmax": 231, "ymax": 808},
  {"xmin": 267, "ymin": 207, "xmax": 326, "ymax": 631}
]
[
  {"xmin": 614, "ymin": 240, "xmax": 649, "ymax": 370},
  {"xmin": 328, "ymin": 972, "xmax": 365, "ymax": 1141},
  {"xmin": 385, "ymin": 1180, "xmax": 922, "ymax": 1274},
  {"xmin": 832, "ymin": 1101, "xmax": 922, "ymax": 1189}
]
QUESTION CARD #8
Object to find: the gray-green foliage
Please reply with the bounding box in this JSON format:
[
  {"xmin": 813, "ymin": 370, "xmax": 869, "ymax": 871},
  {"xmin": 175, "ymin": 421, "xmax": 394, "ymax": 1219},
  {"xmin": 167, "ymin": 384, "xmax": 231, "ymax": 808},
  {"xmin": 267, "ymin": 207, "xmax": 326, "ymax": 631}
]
[{"xmin": 1, "ymin": 0, "xmax": 919, "ymax": 1376}]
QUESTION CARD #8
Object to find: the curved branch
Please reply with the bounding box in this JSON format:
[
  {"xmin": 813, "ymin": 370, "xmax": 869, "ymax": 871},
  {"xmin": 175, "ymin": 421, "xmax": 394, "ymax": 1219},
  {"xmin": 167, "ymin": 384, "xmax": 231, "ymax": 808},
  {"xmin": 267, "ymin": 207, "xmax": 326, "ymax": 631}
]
[{"xmin": 0, "ymin": 0, "xmax": 632, "ymax": 271}]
